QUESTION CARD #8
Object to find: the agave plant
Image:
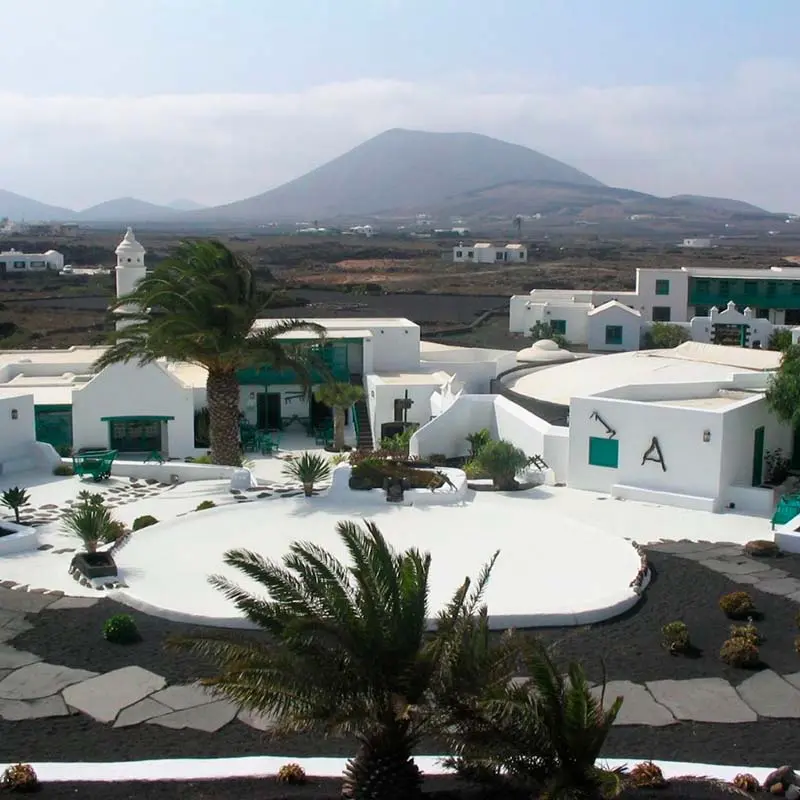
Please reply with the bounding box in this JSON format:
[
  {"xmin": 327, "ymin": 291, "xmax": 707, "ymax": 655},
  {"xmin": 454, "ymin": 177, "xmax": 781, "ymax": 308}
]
[
  {"xmin": 473, "ymin": 440, "xmax": 532, "ymax": 491},
  {"xmin": 0, "ymin": 486, "xmax": 30, "ymax": 523},
  {"xmin": 281, "ymin": 451, "xmax": 331, "ymax": 496},
  {"xmin": 62, "ymin": 492, "xmax": 127, "ymax": 554},
  {"xmin": 443, "ymin": 639, "xmax": 624, "ymax": 800},
  {"xmin": 169, "ymin": 520, "xmax": 515, "ymax": 800}
]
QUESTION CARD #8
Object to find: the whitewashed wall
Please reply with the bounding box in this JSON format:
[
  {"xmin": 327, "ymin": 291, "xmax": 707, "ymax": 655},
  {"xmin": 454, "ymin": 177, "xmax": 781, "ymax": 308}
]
[
  {"xmin": 409, "ymin": 395, "xmax": 496, "ymax": 458},
  {"xmin": 587, "ymin": 306, "xmax": 643, "ymax": 352},
  {"xmin": 509, "ymin": 297, "xmax": 593, "ymax": 341},
  {"xmin": 366, "ymin": 376, "xmax": 443, "ymax": 443},
  {"xmin": 0, "ymin": 394, "xmax": 37, "ymax": 473},
  {"xmin": 369, "ymin": 325, "xmax": 420, "ymax": 371},
  {"xmin": 633, "ymin": 269, "xmax": 691, "ymax": 322},
  {"xmin": 419, "ymin": 349, "xmax": 516, "ymax": 393},
  {"xmin": 71, "ymin": 362, "xmax": 196, "ymax": 458}
]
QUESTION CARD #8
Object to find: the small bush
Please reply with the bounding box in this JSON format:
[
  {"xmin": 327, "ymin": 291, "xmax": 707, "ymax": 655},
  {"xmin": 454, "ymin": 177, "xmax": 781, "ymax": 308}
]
[
  {"xmin": 463, "ymin": 459, "xmax": 488, "ymax": 479},
  {"xmin": 465, "ymin": 428, "xmax": 492, "ymax": 458},
  {"xmin": 729, "ymin": 620, "xmax": 762, "ymax": 646},
  {"xmin": 53, "ymin": 464, "xmax": 74, "ymax": 476},
  {"xmin": 764, "ymin": 448, "xmax": 791, "ymax": 485},
  {"xmin": 719, "ymin": 591, "xmax": 756, "ymax": 620},
  {"xmin": 661, "ymin": 621, "xmax": 690, "ymax": 654},
  {"xmin": 56, "ymin": 444, "xmax": 73, "ymax": 457},
  {"xmin": 1, "ymin": 486, "xmax": 31, "ymax": 524},
  {"xmin": 1, "ymin": 762, "xmax": 39, "ymax": 792},
  {"xmin": 193, "ymin": 454, "xmax": 213, "ymax": 464},
  {"xmin": 276, "ymin": 762, "xmax": 307, "ymax": 785},
  {"xmin": 628, "ymin": 761, "xmax": 666, "ymax": 789},
  {"xmin": 720, "ymin": 636, "xmax": 760, "ymax": 668},
  {"xmin": 103, "ymin": 614, "xmax": 140, "ymax": 644},
  {"xmin": 196, "ymin": 500, "xmax": 216, "ymax": 511},
  {"xmin": 732, "ymin": 773, "xmax": 760, "ymax": 793},
  {"xmin": 743, "ymin": 539, "xmax": 781, "ymax": 558},
  {"xmin": 428, "ymin": 453, "xmax": 448, "ymax": 466},
  {"xmin": 132, "ymin": 515, "xmax": 158, "ymax": 531}
]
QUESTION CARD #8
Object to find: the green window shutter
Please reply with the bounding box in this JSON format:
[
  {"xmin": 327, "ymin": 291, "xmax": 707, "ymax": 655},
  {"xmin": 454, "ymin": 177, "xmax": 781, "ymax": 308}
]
[
  {"xmin": 605, "ymin": 325, "xmax": 623, "ymax": 345},
  {"xmin": 551, "ymin": 319, "xmax": 566, "ymax": 334},
  {"xmin": 589, "ymin": 436, "xmax": 619, "ymax": 468},
  {"xmin": 655, "ymin": 279, "xmax": 670, "ymax": 296}
]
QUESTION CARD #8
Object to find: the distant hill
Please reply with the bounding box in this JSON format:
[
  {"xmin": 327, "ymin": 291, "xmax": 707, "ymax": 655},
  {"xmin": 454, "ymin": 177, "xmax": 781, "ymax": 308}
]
[
  {"xmin": 75, "ymin": 197, "xmax": 178, "ymax": 222},
  {"xmin": 166, "ymin": 198, "xmax": 206, "ymax": 211},
  {"xmin": 0, "ymin": 189, "xmax": 74, "ymax": 221},
  {"xmin": 669, "ymin": 194, "xmax": 769, "ymax": 215},
  {"xmin": 201, "ymin": 129, "xmax": 604, "ymax": 221}
]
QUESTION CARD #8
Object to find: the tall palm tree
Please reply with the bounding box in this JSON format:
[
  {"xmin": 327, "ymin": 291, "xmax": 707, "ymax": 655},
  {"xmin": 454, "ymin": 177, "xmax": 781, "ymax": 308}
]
[
  {"xmin": 95, "ymin": 240, "xmax": 327, "ymax": 465},
  {"xmin": 313, "ymin": 381, "xmax": 364, "ymax": 451},
  {"xmin": 169, "ymin": 520, "xmax": 515, "ymax": 800}
]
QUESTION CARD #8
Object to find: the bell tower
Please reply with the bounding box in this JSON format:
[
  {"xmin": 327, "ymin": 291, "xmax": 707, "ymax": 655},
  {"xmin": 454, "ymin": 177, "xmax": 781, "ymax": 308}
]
[{"xmin": 114, "ymin": 227, "xmax": 146, "ymax": 330}]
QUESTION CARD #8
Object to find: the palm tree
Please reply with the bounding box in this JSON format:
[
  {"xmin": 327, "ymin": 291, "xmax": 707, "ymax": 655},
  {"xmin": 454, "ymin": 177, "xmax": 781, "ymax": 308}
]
[
  {"xmin": 281, "ymin": 451, "xmax": 331, "ymax": 496},
  {"xmin": 444, "ymin": 639, "xmax": 623, "ymax": 799},
  {"xmin": 94, "ymin": 240, "xmax": 327, "ymax": 466},
  {"xmin": 169, "ymin": 521, "xmax": 513, "ymax": 800},
  {"xmin": 313, "ymin": 382, "xmax": 364, "ymax": 451},
  {"xmin": 62, "ymin": 492, "xmax": 126, "ymax": 554}
]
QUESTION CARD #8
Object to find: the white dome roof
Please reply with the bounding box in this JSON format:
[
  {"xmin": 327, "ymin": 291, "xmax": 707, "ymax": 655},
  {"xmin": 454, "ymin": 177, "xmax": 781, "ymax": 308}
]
[
  {"xmin": 115, "ymin": 227, "xmax": 146, "ymax": 256},
  {"xmin": 517, "ymin": 339, "xmax": 574, "ymax": 363}
]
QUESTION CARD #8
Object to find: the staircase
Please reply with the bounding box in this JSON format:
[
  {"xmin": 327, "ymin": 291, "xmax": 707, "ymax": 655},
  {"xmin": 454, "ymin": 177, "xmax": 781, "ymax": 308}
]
[{"xmin": 350, "ymin": 373, "xmax": 374, "ymax": 450}]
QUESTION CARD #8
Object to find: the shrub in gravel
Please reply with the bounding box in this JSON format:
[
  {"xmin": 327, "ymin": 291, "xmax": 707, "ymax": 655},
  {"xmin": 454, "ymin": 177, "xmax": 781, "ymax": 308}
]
[
  {"xmin": 1, "ymin": 762, "xmax": 39, "ymax": 792},
  {"xmin": 719, "ymin": 591, "xmax": 756, "ymax": 620},
  {"xmin": 103, "ymin": 614, "xmax": 140, "ymax": 644},
  {"xmin": 276, "ymin": 763, "xmax": 307, "ymax": 785},
  {"xmin": 661, "ymin": 621, "xmax": 691, "ymax": 654},
  {"xmin": 743, "ymin": 539, "xmax": 782, "ymax": 557},
  {"xmin": 53, "ymin": 464, "xmax": 74, "ymax": 477},
  {"xmin": 720, "ymin": 636, "xmax": 760, "ymax": 668},
  {"xmin": 729, "ymin": 620, "xmax": 763, "ymax": 646},
  {"xmin": 732, "ymin": 773, "xmax": 760, "ymax": 793},
  {"xmin": 195, "ymin": 500, "xmax": 216, "ymax": 511},
  {"xmin": 132, "ymin": 515, "xmax": 159, "ymax": 531},
  {"xmin": 628, "ymin": 761, "xmax": 667, "ymax": 789}
]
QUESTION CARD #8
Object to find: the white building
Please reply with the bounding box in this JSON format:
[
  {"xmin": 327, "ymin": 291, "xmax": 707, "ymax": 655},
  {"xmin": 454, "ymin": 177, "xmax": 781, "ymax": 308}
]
[
  {"xmin": 682, "ymin": 238, "xmax": 713, "ymax": 248},
  {"xmin": 453, "ymin": 242, "xmax": 527, "ymax": 264},
  {"xmin": 510, "ymin": 263, "xmax": 800, "ymax": 349},
  {"xmin": 0, "ymin": 248, "xmax": 64, "ymax": 275},
  {"xmin": 411, "ymin": 342, "xmax": 791, "ymax": 517},
  {"xmin": 113, "ymin": 227, "xmax": 147, "ymax": 330}
]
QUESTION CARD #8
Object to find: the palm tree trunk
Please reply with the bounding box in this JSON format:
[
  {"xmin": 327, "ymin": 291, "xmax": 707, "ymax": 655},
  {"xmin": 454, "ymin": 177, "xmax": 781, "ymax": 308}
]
[
  {"xmin": 333, "ymin": 406, "xmax": 345, "ymax": 451},
  {"xmin": 206, "ymin": 367, "xmax": 243, "ymax": 466}
]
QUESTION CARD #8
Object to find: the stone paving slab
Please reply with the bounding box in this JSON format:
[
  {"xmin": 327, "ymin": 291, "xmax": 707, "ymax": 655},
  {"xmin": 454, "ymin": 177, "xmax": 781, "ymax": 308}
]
[
  {"xmin": 149, "ymin": 699, "xmax": 238, "ymax": 732},
  {"xmin": 0, "ymin": 610, "xmax": 21, "ymax": 628},
  {"xmin": 647, "ymin": 541, "xmax": 719, "ymax": 554},
  {"xmin": 46, "ymin": 597, "xmax": 99, "ymax": 611},
  {"xmin": 0, "ymin": 694, "xmax": 71, "ymax": 720},
  {"xmin": 114, "ymin": 697, "xmax": 173, "ymax": 728},
  {"xmin": 700, "ymin": 559, "xmax": 773, "ymax": 576},
  {"xmin": 62, "ymin": 666, "xmax": 166, "ymax": 723},
  {"xmin": 151, "ymin": 683, "xmax": 215, "ymax": 711},
  {"xmin": 0, "ymin": 662, "xmax": 98, "ymax": 701},
  {"xmin": 736, "ymin": 670, "xmax": 800, "ymax": 718},
  {"xmin": 784, "ymin": 672, "xmax": 800, "ymax": 691},
  {"xmin": 680, "ymin": 546, "xmax": 745, "ymax": 561},
  {"xmin": 0, "ymin": 644, "xmax": 41, "ymax": 669},
  {"xmin": 591, "ymin": 680, "xmax": 675, "ymax": 727},
  {"xmin": 646, "ymin": 678, "xmax": 757, "ymax": 723},
  {"xmin": 238, "ymin": 707, "xmax": 279, "ymax": 731},
  {"xmin": 0, "ymin": 587, "xmax": 58, "ymax": 613},
  {"xmin": 752, "ymin": 577, "xmax": 800, "ymax": 596}
]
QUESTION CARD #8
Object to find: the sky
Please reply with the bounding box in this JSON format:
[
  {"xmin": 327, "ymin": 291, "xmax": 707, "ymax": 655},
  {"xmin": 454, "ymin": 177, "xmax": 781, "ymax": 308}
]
[{"xmin": 1, "ymin": 0, "xmax": 798, "ymax": 212}]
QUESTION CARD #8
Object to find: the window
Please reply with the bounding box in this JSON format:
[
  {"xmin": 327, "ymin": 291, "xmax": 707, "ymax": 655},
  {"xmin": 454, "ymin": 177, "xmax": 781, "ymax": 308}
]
[
  {"xmin": 588, "ymin": 436, "xmax": 619, "ymax": 468},
  {"xmin": 766, "ymin": 282, "xmax": 777, "ymax": 297},
  {"xmin": 695, "ymin": 306, "xmax": 709, "ymax": 316},
  {"xmin": 29, "ymin": 260, "xmax": 45, "ymax": 268},
  {"xmin": 496, "ymin": 251, "xmax": 504, "ymax": 260},
  {"xmin": 519, "ymin": 252, "xmax": 525, "ymax": 259},
  {"xmin": 605, "ymin": 325, "xmax": 623, "ymax": 345},
  {"xmin": 792, "ymin": 283, "xmax": 800, "ymax": 296},
  {"xmin": 652, "ymin": 306, "xmax": 671, "ymax": 322},
  {"xmin": 13, "ymin": 261, "xmax": 25, "ymax": 269},
  {"xmin": 467, "ymin": 251, "xmax": 473, "ymax": 258},
  {"xmin": 455, "ymin": 250, "xmax": 463, "ymax": 257},
  {"xmin": 655, "ymin": 279, "xmax": 670, "ymax": 296},
  {"xmin": 550, "ymin": 319, "xmax": 566, "ymax": 334},
  {"xmin": 744, "ymin": 281, "xmax": 758, "ymax": 293},
  {"xmin": 718, "ymin": 280, "xmax": 730, "ymax": 296},
  {"xmin": 695, "ymin": 279, "xmax": 710, "ymax": 294},
  {"xmin": 756, "ymin": 308, "xmax": 770, "ymax": 319}
]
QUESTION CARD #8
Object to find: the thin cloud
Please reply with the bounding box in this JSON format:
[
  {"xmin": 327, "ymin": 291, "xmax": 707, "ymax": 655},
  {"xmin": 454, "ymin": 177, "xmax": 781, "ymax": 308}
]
[{"xmin": 1, "ymin": 60, "xmax": 797, "ymax": 212}]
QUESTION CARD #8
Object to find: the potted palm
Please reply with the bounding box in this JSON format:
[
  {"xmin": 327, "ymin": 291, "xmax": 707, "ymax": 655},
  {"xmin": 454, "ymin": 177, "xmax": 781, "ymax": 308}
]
[
  {"xmin": 170, "ymin": 520, "xmax": 512, "ymax": 800},
  {"xmin": 281, "ymin": 452, "xmax": 331, "ymax": 496},
  {"xmin": 313, "ymin": 382, "xmax": 364, "ymax": 452},
  {"xmin": 63, "ymin": 492, "xmax": 128, "ymax": 582}
]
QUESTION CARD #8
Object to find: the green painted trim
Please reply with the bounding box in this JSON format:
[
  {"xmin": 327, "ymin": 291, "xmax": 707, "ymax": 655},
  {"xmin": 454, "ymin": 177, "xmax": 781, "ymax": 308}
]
[
  {"xmin": 100, "ymin": 415, "xmax": 175, "ymax": 421},
  {"xmin": 35, "ymin": 404, "xmax": 72, "ymax": 413}
]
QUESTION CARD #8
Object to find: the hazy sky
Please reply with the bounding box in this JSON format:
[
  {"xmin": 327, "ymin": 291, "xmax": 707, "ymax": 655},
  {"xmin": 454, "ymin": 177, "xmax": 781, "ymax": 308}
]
[{"xmin": 2, "ymin": 0, "xmax": 798, "ymax": 211}]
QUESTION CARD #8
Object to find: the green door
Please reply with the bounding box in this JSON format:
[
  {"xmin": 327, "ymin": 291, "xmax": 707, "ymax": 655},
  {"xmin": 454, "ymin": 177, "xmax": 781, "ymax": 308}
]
[
  {"xmin": 35, "ymin": 407, "xmax": 73, "ymax": 453},
  {"xmin": 752, "ymin": 426, "xmax": 765, "ymax": 486}
]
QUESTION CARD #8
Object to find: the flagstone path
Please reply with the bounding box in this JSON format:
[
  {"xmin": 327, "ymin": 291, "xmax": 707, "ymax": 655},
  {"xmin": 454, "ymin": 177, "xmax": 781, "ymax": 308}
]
[{"xmin": 2, "ymin": 538, "xmax": 800, "ymax": 731}]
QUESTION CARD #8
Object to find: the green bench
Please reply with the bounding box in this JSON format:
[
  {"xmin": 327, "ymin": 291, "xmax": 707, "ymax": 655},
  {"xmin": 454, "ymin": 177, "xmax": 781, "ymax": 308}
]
[{"xmin": 72, "ymin": 449, "xmax": 118, "ymax": 482}]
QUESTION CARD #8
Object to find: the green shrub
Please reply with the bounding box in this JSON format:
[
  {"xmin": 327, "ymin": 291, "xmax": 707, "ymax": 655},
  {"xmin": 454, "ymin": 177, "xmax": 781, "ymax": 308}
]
[
  {"xmin": 196, "ymin": 500, "xmax": 216, "ymax": 511},
  {"xmin": 53, "ymin": 464, "xmax": 74, "ymax": 476},
  {"xmin": 282, "ymin": 452, "xmax": 332, "ymax": 496},
  {"xmin": 193, "ymin": 454, "xmax": 213, "ymax": 464},
  {"xmin": 473, "ymin": 440, "xmax": 532, "ymax": 490},
  {"xmin": 643, "ymin": 322, "xmax": 690, "ymax": 350},
  {"xmin": 277, "ymin": 762, "xmax": 307, "ymax": 785},
  {"xmin": 463, "ymin": 459, "xmax": 488, "ymax": 479},
  {"xmin": 529, "ymin": 320, "xmax": 569, "ymax": 349},
  {"xmin": 380, "ymin": 426, "xmax": 417, "ymax": 455},
  {"xmin": 661, "ymin": 621, "xmax": 690, "ymax": 654},
  {"xmin": 719, "ymin": 591, "xmax": 756, "ymax": 620},
  {"xmin": 1, "ymin": 486, "xmax": 30, "ymax": 524},
  {"xmin": 56, "ymin": 444, "xmax": 73, "ymax": 457},
  {"xmin": 628, "ymin": 761, "xmax": 667, "ymax": 789},
  {"xmin": 350, "ymin": 457, "xmax": 444, "ymax": 491},
  {"xmin": 132, "ymin": 515, "xmax": 158, "ymax": 531},
  {"xmin": 729, "ymin": 620, "xmax": 762, "ymax": 646},
  {"xmin": 1, "ymin": 763, "xmax": 39, "ymax": 792},
  {"xmin": 768, "ymin": 328, "xmax": 793, "ymax": 352},
  {"xmin": 720, "ymin": 636, "xmax": 760, "ymax": 667},
  {"xmin": 103, "ymin": 614, "xmax": 140, "ymax": 644},
  {"xmin": 428, "ymin": 453, "xmax": 448, "ymax": 466},
  {"xmin": 466, "ymin": 428, "xmax": 492, "ymax": 458}
]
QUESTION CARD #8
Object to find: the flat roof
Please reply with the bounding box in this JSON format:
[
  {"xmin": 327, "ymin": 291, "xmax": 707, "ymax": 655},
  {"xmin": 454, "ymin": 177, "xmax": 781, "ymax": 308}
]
[
  {"xmin": 685, "ymin": 266, "xmax": 800, "ymax": 279},
  {"xmin": 646, "ymin": 391, "xmax": 757, "ymax": 410},
  {"xmin": 253, "ymin": 317, "xmax": 416, "ymax": 331},
  {"xmin": 0, "ymin": 346, "xmax": 105, "ymax": 369},
  {"xmin": 0, "ymin": 385, "xmax": 75, "ymax": 405},
  {"xmin": 372, "ymin": 370, "xmax": 451, "ymax": 386},
  {"xmin": 507, "ymin": 344, "xmax": 775, "ymax": 406}
]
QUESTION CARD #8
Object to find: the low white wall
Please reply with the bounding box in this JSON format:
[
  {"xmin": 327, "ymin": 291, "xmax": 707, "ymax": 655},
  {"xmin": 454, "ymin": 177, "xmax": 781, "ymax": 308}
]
[
  {"xmin": 104, "ymin": 460, "xmax": 243, "ymax": 483},
  {"xmin": 723, "ymin": 484, "xmax": 776, "ymax": 517},
  {"xmin": 327, "ymin": 465, "xmax": 467, "ymax": 507},
  {"xmin": 612, "ymin": 483, "xmax": 719, "ymax": 513},
  {"xmin": 0, "ymin": 521, "xmax": 39, "ymax": 556},
  {"xmin": 775, "ymin": 512, "xmax": 800, "ymax": 554},
  {"xmin": 409, "ymin": 395, "xmax": 496, "ymax": 458}
]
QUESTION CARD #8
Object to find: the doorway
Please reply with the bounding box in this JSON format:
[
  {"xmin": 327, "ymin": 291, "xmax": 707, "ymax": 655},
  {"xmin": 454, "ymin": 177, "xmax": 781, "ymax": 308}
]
[
  {"xmin": 310, "ymin": 394, "xmax": 334, "ymax": 429},
  {"xmin": 109, "ymin": 418, "xmax": 164, "ymax": 454},
  {"xmin": 752, "ymin": 426, "xmax": 765, "ymax": 486},
  {"xmin": 256, "ymin": 393, "xmax": 282, "ymax": 430}
]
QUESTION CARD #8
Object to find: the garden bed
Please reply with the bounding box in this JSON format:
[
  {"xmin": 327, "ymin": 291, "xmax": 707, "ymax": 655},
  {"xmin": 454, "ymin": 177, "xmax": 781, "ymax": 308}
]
[{"xmin": 2, "ymin": 776, "xmax": 781, "ymax": 800}]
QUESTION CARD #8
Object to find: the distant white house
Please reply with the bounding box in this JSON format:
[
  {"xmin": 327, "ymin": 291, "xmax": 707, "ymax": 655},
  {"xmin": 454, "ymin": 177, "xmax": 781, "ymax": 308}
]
[
  {"xmin": 0, "ymin": 248, "xmax": 64, "ymax": 275},
  {"xmin": 682, "ymin": 238, "xmax": 713, "ymax": 248},
  {"xmin": 453, "ymin": 243, "xmax": 527, "ymax": 264}
]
